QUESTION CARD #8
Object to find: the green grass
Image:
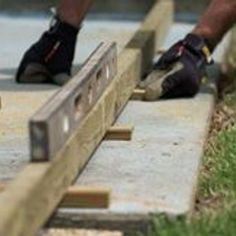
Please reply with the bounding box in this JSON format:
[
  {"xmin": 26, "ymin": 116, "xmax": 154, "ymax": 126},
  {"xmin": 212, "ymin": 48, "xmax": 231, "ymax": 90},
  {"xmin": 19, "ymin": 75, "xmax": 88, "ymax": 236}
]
[{"xmin": 145, "ymin": 91, "xmax": 236, "ymax": 236}]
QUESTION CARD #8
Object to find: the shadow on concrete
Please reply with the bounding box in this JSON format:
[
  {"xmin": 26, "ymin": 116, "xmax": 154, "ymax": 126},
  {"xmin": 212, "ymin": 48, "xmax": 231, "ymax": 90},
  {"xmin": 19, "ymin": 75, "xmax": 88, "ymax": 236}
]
[
  {"xmin": 0, "ymin": 67, "xmax": 17, "ymax": 76},
  {"xmin": 0, "ymin": 77, "xmax": 57, "ymax": 92},
  {"xmin": 0, "ymin": 64, "xmax": 82, "ymax": 92},
  {"xmin": 0, "ymin": 67, "xmax": 56, "ymax": 92}
]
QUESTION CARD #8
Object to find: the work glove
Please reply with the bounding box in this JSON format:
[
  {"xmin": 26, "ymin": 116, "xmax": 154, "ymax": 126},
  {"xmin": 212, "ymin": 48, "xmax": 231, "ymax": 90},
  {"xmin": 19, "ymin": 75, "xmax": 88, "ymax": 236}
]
[
  {"xmin": 16, "ymin": 16, "xmax": 79, "ymax": 86},
  {"xmin": 139, "ymin": 33, "xmax": 213, "ymax": 100}
]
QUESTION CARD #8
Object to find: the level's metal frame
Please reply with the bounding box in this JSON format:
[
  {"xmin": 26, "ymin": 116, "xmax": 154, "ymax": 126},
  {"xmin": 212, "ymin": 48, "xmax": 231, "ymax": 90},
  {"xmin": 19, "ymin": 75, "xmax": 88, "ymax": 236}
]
[{"xmin": 30, "ymin": 42, "xmax": 117, "ymax": 161}]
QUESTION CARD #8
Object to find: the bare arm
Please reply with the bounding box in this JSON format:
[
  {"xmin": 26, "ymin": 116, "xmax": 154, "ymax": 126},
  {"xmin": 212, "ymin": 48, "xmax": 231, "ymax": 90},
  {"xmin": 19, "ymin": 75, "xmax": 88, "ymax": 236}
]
[
  {"xmin": 193, "ymin": 0, "xmax": 236, "ymax": 51},
  {"xmin": 57, "ymin": 0, "xmax": 92, "ymax": 27}
]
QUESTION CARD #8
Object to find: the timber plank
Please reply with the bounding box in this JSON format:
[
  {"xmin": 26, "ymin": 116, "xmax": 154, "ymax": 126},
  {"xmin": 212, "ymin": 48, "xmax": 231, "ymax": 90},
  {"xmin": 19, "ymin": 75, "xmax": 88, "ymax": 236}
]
[{"xmin": 0, "ymin": 1, "xmax": 173, "ymax": 236}]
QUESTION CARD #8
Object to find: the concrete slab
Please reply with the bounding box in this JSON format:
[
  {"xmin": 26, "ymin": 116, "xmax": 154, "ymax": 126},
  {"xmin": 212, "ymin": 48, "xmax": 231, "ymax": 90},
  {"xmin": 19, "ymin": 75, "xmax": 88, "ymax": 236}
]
[
  {"xmin": 50, "ymin": 23, "xmax": 229, "ymax": 231},
  {"xmin": 52, "ymin": 88, "xmax": 215, "ymax": 231},
  {"xmin": 0, "ymin": 15, "xmax": 139, "ymax": 180},
  {"xmin": 0, "ymin": 20, "xmax": 228, "ymax": 233}
]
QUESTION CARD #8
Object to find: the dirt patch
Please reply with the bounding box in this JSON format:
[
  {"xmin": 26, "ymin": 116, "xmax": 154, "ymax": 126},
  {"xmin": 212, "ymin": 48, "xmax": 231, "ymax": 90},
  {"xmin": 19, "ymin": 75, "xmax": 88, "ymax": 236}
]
[{"xmin": 209, "ymin": 102, "xmax": 235, "ymax": 137}]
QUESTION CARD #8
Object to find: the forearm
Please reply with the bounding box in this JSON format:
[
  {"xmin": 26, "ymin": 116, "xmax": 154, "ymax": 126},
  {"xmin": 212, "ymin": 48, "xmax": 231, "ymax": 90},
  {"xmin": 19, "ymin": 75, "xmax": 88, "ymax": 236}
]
[
  {"xmin": 192, "ymin": 0, "xmax": 236, "ymax": 51},
  {"xmin": 57, "ymin": 0, "xmax": 92, "ymax": 28}
]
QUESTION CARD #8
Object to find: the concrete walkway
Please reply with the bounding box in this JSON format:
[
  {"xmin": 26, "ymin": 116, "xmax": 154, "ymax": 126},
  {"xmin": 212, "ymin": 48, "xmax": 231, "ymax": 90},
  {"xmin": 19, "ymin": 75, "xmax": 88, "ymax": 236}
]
[{"xmin": 0, "ymin": 16, "xmax": 229, "ymax": 233}]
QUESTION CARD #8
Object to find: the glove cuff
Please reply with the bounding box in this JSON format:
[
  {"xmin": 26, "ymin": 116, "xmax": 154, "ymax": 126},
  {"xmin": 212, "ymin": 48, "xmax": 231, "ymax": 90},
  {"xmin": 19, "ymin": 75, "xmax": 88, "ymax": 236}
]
[
  {"xmin": 183, "ymin": 33, "xmax": 213, "ymax": 65},
  {"xmin": 48, "ymin": 16, "xmax": 80, "ymax": 43}
]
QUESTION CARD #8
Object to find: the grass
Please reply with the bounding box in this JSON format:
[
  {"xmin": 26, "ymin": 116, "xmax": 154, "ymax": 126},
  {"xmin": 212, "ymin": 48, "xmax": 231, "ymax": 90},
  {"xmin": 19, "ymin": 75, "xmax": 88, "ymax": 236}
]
[{"xmin": 145, "ymin": 89, "xmax": 236, "ymax": 236}]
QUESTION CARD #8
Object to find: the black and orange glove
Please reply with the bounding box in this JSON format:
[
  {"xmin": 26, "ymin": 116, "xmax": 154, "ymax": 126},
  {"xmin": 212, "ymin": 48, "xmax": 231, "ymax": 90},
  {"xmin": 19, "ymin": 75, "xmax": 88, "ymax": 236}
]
[
  {"xmin": 140, "ymin": 33, "xmax": 213, "ymax": 100},
  {"xmin": 16, "ymin": 16, "xmax": 79, "ymax": 85}
]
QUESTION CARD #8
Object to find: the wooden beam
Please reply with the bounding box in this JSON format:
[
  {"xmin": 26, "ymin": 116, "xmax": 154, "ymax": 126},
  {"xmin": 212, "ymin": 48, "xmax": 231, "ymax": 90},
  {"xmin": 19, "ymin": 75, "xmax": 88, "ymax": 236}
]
[
  {"xmin": 0, "ymin": 1, "xmax": 173, "ymax": 236},
  {"xmin": 60, "ymin": 186, "xmax": 110, "ymax": 209},
  {"xmin": 104, "ymin": 125, "xmax": 134, "ymax": 141}
]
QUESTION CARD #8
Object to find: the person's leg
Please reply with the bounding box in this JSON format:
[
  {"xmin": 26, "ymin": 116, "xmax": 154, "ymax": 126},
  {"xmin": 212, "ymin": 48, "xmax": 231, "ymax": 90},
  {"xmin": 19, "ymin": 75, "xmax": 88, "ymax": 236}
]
[
  {"xmin": 16, "ymin": 0, "xmax": 92, "ymax": 85},
  {"xmin": 57, "ymin": 0, "xmax": 92, "ymax": 28}
]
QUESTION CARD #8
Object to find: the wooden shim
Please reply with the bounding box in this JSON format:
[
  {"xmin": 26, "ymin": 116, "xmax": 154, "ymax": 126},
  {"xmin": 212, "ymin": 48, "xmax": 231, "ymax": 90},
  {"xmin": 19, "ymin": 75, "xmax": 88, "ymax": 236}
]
[
  {"xmin": 0, "ymin": 183, "xmax": 110, "ymax": 209},
  {"xmin": 60, "ymin": 187, "xmax": 110, "ymax": 209},
  {"xmin": 104, "ymin": 125, "xmax": 134, "ymax": 141},
  {"xmin": 30, "ymin": 42, "xmax": 117, "ymax": 162},
  {"xmin": 0, "ymin": 1, "xmax": 173, "ymax": 236},
  {"xmin": 130, "ymin": 89, "xmax": 146, "ymax": 101}
]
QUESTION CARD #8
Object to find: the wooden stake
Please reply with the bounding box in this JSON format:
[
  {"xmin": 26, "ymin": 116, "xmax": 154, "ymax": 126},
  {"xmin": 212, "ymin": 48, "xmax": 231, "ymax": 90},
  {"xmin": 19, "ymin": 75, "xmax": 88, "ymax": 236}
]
[
  {"xmin": 60, "ymin": 186, "xmax": 111, "ymax": 209},
  {"xmin": 105, "ymin": 125, "xmax": 134, "ymax": 141}
]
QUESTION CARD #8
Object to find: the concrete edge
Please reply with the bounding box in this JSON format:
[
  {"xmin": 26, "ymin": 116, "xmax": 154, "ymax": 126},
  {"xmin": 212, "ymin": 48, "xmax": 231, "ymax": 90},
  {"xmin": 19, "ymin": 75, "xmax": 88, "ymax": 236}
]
[{"xmin": 47, "ymin": 77, "xmax": 218, "ymax": 234}]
